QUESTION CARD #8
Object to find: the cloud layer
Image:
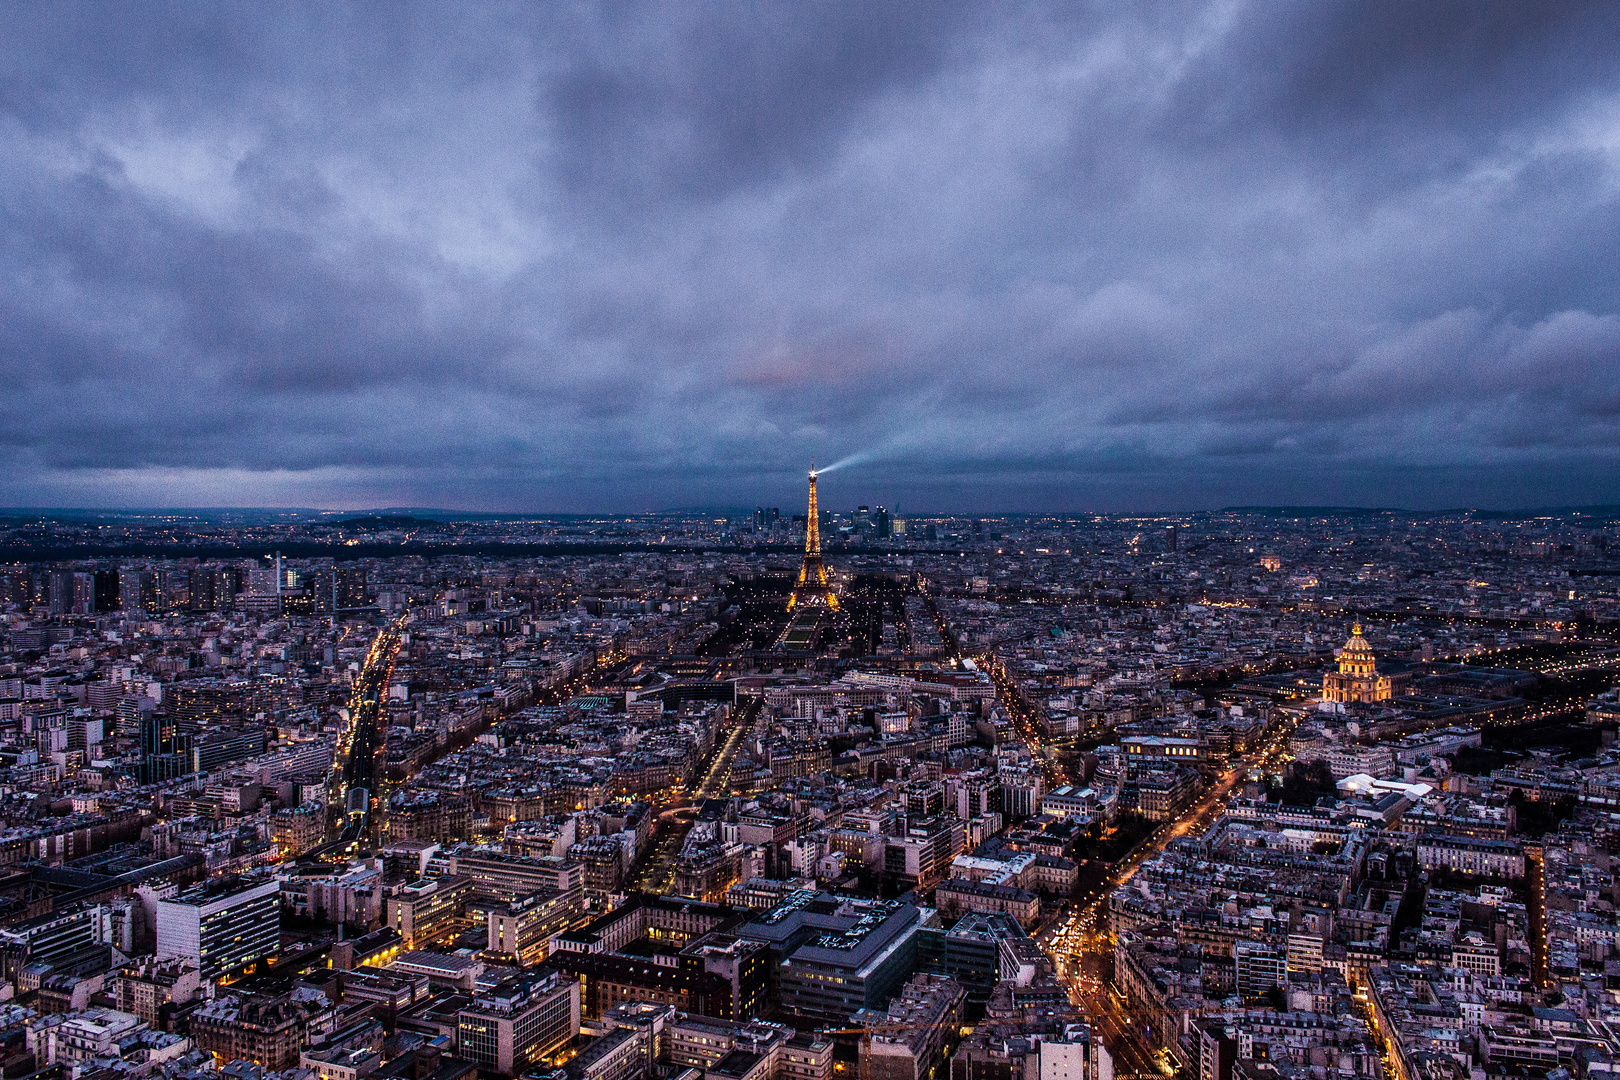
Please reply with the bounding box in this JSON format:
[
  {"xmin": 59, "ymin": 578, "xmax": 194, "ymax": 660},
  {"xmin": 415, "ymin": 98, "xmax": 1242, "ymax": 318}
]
[{"xmin": 1, "ymin": 1, "xmax": 1618, "ymax": 511}]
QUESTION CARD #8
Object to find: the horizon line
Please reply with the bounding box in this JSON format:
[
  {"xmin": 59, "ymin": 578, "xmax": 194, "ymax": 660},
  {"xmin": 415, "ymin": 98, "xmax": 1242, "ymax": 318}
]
[{"xmin": 0, "ymin": 503, "xmax": 1616, "ymax": 518}]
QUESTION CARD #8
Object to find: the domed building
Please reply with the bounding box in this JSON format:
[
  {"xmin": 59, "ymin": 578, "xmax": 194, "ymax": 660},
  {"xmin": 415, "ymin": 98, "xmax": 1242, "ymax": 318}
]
[{"xmin": 1322, "ymin": 624, "xmax": 1396, "ymax": 704}]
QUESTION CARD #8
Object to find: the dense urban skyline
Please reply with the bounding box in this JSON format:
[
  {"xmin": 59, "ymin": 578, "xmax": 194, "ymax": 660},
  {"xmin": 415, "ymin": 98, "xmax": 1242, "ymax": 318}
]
[
  {"xmin": 0, "ymin": 489, "xmax": 1614, "ymax": 1080},
  {"xmin": 2, "ymin": 3, "xmax": 1618, "ymax": 510},
  {"xmin": 6, "ymin": 7, "xmax": 1620, "ymax": 1069}
]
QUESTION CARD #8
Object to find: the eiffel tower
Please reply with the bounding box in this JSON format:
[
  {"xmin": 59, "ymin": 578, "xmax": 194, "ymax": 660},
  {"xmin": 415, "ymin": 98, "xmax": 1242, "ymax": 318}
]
[{"xmin": 787, "ymin": 465, "xmax": 839, "ymax": 611}]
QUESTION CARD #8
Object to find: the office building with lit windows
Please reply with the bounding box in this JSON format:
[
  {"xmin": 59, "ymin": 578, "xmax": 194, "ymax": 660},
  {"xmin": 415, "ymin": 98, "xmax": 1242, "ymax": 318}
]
[
  {"xmin": 456, "ymin": 972, "xmax": 580, "ymax": 1077},
  {"xmin": 385, "ymin": 875, "xmax": 475, "ymax": 949},
  {"xmin": 155, "ymin": 877, "xmax": 280, "ymax": 980}
]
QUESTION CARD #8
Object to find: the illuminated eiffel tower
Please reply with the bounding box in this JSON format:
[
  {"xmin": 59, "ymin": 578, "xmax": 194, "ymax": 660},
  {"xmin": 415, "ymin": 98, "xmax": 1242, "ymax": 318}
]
[{"xmin": 787, "ymin": 465, "xmax": 839, "ymax": 611}]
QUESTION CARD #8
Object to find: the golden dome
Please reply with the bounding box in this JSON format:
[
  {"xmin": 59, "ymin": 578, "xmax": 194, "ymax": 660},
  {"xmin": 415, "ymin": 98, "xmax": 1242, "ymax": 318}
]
[{"xmin": 1337, "ymin": 622, "xmax": 1377, "ymax": 676}]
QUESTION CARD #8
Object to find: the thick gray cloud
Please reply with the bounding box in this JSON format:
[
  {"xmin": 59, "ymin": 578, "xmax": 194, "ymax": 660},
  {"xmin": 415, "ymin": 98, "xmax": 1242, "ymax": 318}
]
[{"xmin": 0, "ymin": 0, "xmax": 1617, "ymax": 511}]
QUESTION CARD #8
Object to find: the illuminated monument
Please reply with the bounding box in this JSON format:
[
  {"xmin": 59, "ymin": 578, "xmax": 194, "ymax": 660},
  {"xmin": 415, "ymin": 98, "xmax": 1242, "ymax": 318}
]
[
  {"xmin": 787, "ymin": 465, "xmax": 839, "ymax": 612},
  {"xmin": 1321, "ymin": 623, "xmax": 1395, "ymax": 704}
]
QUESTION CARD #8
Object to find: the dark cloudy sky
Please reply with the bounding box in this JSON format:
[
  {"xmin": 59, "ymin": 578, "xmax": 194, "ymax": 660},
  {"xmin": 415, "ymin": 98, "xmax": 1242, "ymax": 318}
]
[{"xmin": 3, "ymin": 2, "xmax": 1619, "ymax": 512}]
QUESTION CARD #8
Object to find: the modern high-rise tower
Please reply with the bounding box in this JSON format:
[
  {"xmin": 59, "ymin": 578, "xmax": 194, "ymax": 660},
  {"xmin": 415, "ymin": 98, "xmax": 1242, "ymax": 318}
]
[{"xmin": 787, "ymin": 466, "xmax": 839, "ymax": 611}]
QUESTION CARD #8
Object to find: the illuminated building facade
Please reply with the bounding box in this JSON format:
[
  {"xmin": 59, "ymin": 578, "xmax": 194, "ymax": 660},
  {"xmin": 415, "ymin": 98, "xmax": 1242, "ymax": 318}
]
[
  {"xmin": 456, "ymin": 972, "xmax": 579, "ymax": 1076},
  {"xmin": 787, "ymin": 468, "xmax": 838, "ymax": 612},
  {"xmin": 1321, "ymin": 624, "xmax": 1395, "ymax": 704},
  {"xmin": 155, "ymin": 877, "xmax": 280, "ymax": 980}
]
